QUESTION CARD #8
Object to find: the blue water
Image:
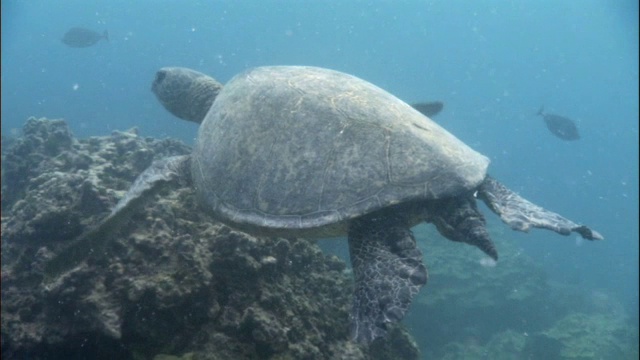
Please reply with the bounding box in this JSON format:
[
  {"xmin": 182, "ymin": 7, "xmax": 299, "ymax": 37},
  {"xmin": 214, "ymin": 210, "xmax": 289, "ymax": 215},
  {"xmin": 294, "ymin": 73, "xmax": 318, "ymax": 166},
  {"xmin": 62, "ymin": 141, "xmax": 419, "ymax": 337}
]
[{"xmin": 2, "ymin": 0, "xmax": 638, "ymax": 355}]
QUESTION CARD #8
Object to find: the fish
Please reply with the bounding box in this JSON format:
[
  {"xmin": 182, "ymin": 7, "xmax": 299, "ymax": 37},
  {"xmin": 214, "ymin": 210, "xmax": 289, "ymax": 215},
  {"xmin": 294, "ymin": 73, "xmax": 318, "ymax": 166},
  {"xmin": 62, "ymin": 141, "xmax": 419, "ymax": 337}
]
[
  {"xmin": 411, "ymin": 101, "xmax": 444, "ymax": 117},
  {"xmin": 536, "ymin": 106, "xmax": 580, "ymax": 141},
  {"xmin": 62, "ymin": 27, "xmax": 109, "ymax": 48}
]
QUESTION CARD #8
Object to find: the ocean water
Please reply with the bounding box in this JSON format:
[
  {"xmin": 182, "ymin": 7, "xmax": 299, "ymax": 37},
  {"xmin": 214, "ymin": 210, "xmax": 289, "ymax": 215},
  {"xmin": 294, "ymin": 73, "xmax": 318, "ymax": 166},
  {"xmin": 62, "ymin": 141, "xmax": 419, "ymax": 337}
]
[{"xmin": 2, "ymin": 0, "xmax": 638, "ymax": 357}]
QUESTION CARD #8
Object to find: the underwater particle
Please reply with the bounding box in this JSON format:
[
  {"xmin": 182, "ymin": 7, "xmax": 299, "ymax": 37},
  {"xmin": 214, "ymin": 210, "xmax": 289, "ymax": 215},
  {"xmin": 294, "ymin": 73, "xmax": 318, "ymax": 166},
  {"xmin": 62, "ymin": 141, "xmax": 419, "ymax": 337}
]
[
  {"xmin": 479, "ymin": 257, "xmax": 497, "ymax": 268},
  {"xmin": 260, "ymin": 256, "xmax": 277, "ymax": 265}
]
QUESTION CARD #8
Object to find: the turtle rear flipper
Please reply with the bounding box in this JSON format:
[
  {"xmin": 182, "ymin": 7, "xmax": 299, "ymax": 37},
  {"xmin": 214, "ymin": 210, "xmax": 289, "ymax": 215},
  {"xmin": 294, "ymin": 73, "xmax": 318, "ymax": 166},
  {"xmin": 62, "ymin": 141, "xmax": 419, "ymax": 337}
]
[
  {"xmin": 44, "ymin": 155, "xmax": 191, "ymax": 280},
  {"xmin": 430, "ymin": 195, "xmax": 499, "ymax": 260},
  {"xmin": 347, "ymin": 211, "xmax": 428, "ymax": 343},
  {"xmin": 477, "ymin": 175, "xmax": 604, "ymax": 240}
]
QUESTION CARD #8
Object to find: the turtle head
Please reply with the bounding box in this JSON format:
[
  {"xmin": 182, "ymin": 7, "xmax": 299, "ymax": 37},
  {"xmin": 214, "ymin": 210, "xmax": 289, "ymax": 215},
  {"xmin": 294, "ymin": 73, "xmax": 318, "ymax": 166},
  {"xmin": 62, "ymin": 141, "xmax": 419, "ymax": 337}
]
[{"xmin": 152, "ymin": 67, "xmax": 223, "ymax": 124}]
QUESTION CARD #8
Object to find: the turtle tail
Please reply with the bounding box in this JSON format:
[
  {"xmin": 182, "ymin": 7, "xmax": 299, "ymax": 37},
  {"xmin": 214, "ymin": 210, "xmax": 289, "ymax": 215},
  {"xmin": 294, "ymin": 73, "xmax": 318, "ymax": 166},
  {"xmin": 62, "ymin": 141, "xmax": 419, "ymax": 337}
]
[
  {"xmin": 536, "ymin": 105, "xmax": 544, "ymax": 117},
  {"xmin": 430, "ymin": 195, "xmax": 499, "ymax": 260}
]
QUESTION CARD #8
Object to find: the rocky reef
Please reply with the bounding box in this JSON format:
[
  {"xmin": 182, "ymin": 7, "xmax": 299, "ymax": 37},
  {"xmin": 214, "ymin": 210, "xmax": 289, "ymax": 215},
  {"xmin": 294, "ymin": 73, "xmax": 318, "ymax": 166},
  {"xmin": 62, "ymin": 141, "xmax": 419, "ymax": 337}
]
[
  {"xmin": 1, "ymin": 118, "xmax": 419, "ymax": 360},
  {"xmin": 405, "ymin": 224, "xmax": 639, "ymax": 359}
]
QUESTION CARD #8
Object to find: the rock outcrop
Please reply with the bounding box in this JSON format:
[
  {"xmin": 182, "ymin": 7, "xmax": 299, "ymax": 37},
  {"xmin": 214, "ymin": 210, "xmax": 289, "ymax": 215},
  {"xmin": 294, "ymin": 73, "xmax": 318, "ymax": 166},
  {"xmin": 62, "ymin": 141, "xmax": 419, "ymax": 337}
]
[{"xmin": 1, "ymin": 118, "xmax": 419, "ymax": 360}]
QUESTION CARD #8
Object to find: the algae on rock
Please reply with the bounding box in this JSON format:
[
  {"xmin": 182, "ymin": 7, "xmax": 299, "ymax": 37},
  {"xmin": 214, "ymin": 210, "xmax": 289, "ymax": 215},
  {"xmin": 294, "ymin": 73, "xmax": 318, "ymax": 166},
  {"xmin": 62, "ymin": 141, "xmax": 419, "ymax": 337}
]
[
  {"xmin": 403, "ymin": 223, "xmax": 638, "ymax": 359},
  {"xmin": 1, "ymin": 118, "xmax": 420, "ymax": 360},
  {"xmin": 536, "ymin": 312, "xmax": 639, "ymax": 359}
]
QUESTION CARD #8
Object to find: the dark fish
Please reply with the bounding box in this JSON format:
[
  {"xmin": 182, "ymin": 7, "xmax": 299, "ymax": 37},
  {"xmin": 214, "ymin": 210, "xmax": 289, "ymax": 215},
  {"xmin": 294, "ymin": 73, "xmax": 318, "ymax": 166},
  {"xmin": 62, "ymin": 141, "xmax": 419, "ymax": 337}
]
[
  {"xmin": 411, "ymin": 101, "xmax": 444, "ymax": 117},
  {"xmin": 62, "ymin": 27, "xmax": 109, "ymax": 48},
  {"xmin": 536, "ymin": 106, "xmax": 580, "ymax": 141}
]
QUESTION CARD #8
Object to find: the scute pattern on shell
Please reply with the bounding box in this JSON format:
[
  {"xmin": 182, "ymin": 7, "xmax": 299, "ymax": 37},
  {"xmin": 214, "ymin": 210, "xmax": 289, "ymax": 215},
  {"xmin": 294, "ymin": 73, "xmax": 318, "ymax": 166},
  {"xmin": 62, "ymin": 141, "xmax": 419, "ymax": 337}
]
[{"xmin": 192, "ymin": 66, "xmax": 490, "ymax": 235}]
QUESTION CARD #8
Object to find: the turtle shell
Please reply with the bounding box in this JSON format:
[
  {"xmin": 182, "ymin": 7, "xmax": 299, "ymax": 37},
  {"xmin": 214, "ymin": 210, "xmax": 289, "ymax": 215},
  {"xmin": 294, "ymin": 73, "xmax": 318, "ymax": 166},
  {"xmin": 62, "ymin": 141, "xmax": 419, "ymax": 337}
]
[{"xmin": 192, "ymin": 66, "xmax": 489, "ymax": 236}]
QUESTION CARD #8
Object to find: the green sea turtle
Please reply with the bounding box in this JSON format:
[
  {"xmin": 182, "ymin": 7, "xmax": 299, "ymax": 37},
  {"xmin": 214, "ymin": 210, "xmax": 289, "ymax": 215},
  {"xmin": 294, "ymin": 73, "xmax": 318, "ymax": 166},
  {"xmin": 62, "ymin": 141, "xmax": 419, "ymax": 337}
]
[{"xmin": 47, "ymin": 66, "xmax": 603, "ymax": 344}]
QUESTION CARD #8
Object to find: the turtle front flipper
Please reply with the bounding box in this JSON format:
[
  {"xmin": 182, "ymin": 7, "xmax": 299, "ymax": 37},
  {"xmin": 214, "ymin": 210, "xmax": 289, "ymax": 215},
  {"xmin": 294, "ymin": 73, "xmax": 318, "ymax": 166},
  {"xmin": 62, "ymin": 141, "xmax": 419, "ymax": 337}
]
[
  {"xmin": 477, "ymin": 175, "xmax": 604, "ymax": 240},
  {"xmin": 44, "ymin": 155, "xmax": 192, "ymax": 280},
  {"xmin": 347, "ymin": 211, "xmax": 427, "ymax": 344}
]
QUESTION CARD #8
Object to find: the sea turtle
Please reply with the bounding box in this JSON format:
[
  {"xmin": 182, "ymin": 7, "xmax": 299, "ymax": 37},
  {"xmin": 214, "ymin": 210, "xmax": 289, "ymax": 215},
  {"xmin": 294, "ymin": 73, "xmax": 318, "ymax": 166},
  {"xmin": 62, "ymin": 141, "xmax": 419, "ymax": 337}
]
[{"xmin": 46, "ymin": 66, "xmax": 603, "ymax": 344}]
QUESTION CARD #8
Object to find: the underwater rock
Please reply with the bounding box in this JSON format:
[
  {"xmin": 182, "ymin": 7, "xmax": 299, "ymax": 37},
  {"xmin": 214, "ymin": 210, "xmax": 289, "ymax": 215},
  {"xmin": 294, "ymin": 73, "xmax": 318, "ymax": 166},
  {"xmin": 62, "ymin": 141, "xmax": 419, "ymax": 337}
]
[
  {"xmin": 1, "ymin": 117, "xmax": 190, "ymax": 246},
  {"xmin": 529, "ymin": 312, "xmax": 639, "ymax": 359},
  {"xmin": 2, "ymin": 118, "xmax": 76, "ymax": 210},
  {"xmin": 1, "ymin": 118, "xmax": 419, "ymax": 360},
  {"xmin": 403, "ymin": 224, "xmax": 638, "ymax": 359},
  {"xmin": 405, "ymin": 224, "xmax": 551, "ymax": 358}
]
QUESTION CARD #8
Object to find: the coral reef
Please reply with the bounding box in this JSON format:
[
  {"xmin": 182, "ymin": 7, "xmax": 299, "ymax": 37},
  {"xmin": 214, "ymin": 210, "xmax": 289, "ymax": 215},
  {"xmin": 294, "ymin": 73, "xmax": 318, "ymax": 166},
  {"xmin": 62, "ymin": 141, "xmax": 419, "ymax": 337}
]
[
  {"xmin": 405, "ymin": 223, "xmax": 551, "ymax": 356},
  {"xmin": 436, "ymin": 330, "xmax": 527, "ymax": 360},
  {"xmin": 529, "ymin": 312, "xmax": 639, "ymax": 359},
  {"xmin": 404, "ymin": 224, "xmax": 639, "ymax": 359},
  {"xmin": 1, "ymin": 118, "xmax": 419, "ymax": 360}
]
